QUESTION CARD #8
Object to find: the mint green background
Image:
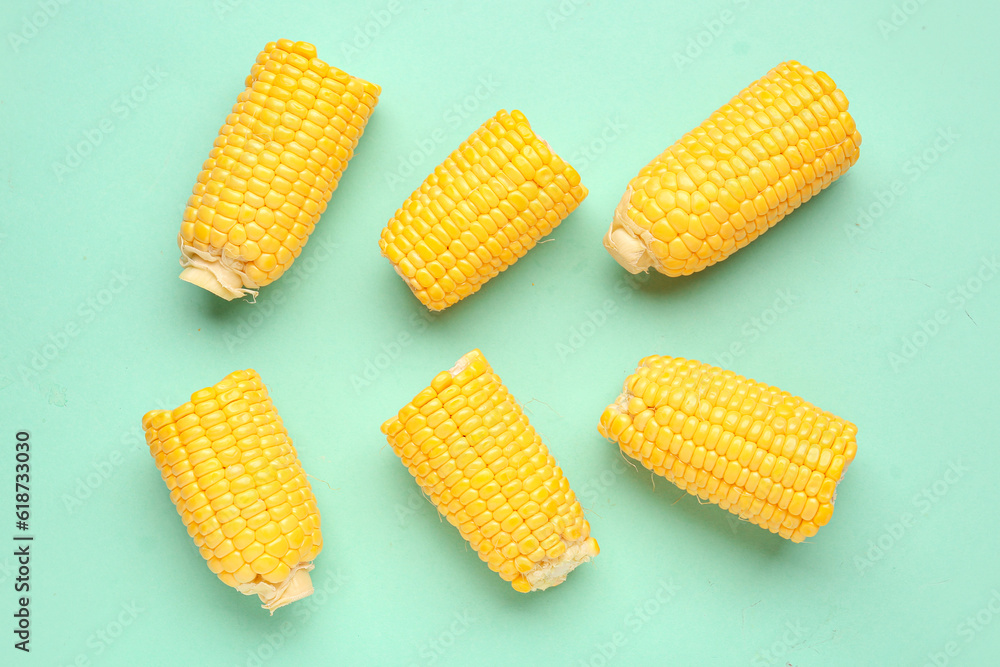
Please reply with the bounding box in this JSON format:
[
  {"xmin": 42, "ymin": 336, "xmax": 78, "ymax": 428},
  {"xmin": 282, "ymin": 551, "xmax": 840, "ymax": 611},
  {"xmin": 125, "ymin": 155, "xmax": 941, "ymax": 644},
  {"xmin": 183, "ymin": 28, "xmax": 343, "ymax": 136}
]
[{"xmin": 2, "ymin": 1, "xmax": 998, "ymax": 664}]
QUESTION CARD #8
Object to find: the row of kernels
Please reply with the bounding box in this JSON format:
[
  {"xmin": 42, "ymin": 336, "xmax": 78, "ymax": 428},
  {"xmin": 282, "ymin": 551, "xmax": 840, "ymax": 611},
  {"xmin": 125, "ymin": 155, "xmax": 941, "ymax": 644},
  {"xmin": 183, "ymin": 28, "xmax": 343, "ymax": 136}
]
[
  {"xmin": 380, "ymin": 110, "xmax": 585, "ymax": 309},
  {"xmin": 181, "ymin": 41, "xmax": 378, "ymax": 289},
  {"xmin": 623, "ymin": 63, "xmax": 858, "ymax": 274},
  {"xmin": 599, "ymin": 357, "xmax": 855, "ymax": 541},
  {"xmin": 383, "ymin": 353, "xmax": 592, "ymax": 585},
  {"xmin": 143, "ymin": 372, "xmax": 321, "ymax": 584}
]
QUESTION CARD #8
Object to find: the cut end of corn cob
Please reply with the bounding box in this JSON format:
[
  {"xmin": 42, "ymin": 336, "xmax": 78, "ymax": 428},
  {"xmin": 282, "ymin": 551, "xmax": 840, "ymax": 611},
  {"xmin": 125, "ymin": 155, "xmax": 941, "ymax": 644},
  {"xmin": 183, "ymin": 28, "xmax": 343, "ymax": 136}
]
[
  {"xmin": 606, "ymin": 61, "xmax": 861, "ymax": 276},
  {"xmin": 524, "ymin": 535, "xmax": 599, "ymax": 591},
  {"xmin": 179, "ymin": 245, "xmax": 254, "ymax": 300},
  {"xmin": 381, "ymin": 350, "xmax": 598, "ymax": 591},
  {"xmin": 142, "ymin": 369, "xmax": 323, "ymax": 612},
  {"xmin": 379, "ymin": 110, "xmax": 588, "ymax": 311},
  {"xmin": 234, "ymin": 562, "xmax": 315, "ymax": 612},
  {"xmin": 598, "ymin": 356, "xmax": 857, "ymax": 543},
  {"xmin": 179, "ymin": 39, "xmax": 380, "ymax": 300},
  {"xmin": 604, "ymin": 185, "xmax": 656, "ymax": 275}
]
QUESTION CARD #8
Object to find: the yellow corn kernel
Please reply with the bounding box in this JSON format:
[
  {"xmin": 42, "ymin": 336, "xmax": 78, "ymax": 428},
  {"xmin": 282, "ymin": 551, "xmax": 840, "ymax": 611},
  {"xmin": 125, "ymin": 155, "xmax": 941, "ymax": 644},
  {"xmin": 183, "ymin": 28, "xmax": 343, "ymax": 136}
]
[
  {"xmin": 598, "ymin": 356, "xmax": 856, "ymax": 543},
  {"xmin": 382, "ymin": 349, "xmax": 598, "ymax": 591},
  {"xmin": 605, "ymin": 61, "xmax": 861, "ymax": 276},
  {"xmin": 142, "ymin": 369, "xmax": 322, "ymax": 612},
  {"xmin": 379, "ymin": 110, "xmax": 588, "ymax": 311},
  {"xmin": 179, "ymin": 39, "xmax": 380, "ymax": 300}
]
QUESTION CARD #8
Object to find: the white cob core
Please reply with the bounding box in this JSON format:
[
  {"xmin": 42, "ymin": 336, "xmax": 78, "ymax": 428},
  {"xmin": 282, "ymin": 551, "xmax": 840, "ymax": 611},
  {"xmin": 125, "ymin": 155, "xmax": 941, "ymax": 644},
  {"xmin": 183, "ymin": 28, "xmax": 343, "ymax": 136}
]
[
  {"xmin": 604, "ymin": 185, "xmax": 658, "ymax": 274},
  {"xmin": 178, "ymin": 235, "xmax": 257, "ymax": 300},
  {"xmin": 525, "ymin": 537, "xmax": 599, "ymax": 591},
  {"xmin": 236, "ymin": 562, "xmax": 315, "ymax": 614}
]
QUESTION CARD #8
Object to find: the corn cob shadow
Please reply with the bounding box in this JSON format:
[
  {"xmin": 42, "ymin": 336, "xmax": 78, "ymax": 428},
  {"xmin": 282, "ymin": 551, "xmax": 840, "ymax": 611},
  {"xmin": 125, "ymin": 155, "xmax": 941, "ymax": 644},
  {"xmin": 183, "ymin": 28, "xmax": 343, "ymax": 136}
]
[
  {"xmin": 385, "ymin": 427, "xmax": 601, "ymax": 598},
  {"xmin": 597, "ymin": 253, "xmax": 709, "ymax": 298},
  {"xmin": 586, "ymin": 443, "xmax": 784, "ymax": 555},
  {"xmin": 377, "ymin": 213, "xmax": 579, "ymax": 324},
  {"xmin": 603, "ymin": 174, "xmax": 860, "ymax": 300}
]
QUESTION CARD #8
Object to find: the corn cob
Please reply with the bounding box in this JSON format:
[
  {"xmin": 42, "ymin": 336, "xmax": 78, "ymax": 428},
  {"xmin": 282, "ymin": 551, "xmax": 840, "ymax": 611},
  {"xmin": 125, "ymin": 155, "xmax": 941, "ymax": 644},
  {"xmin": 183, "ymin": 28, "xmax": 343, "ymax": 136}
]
[
  {"xmin": 605, "ymin": 61, "xmax": 861, "ymax": 276},
  {"xmin": 382, "ymin": 349, "xmax": 598, "ymax": 591},
  {"xmin": 379, "ymin": 110, "xmax": 588, "ymax": 311},
  {"xmin": 142, "ymin": 369, "xmax": 322, "ymax": 612},
  {"xmin": 598, "ymin": 356, "xmax": 856, "ymax": 542},
  {"xmin": 179, "ymin": 39, "xmax": 380, "ymax": 299}
]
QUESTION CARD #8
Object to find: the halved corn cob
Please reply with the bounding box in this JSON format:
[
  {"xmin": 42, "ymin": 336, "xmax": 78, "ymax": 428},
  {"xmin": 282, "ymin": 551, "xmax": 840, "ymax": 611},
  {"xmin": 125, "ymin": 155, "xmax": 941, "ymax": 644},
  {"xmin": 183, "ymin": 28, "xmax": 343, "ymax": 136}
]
[
  {"xmin": 179, "ymin": 39, "xmax": 380, "ymax": 299},
  {"xmin": 142, "ymin": 369, "xmax": 322, "ymax": 612},
  {"xmin": 605, "ymin": 61, "xmax": 861, "ymax": 275},
  {"xmin": 379, "ymin": 110, "xmax": 588, "ymax": 311},
  {"xmin": 381, "ymin": 349, "xmax": 598, "ymax": 591},
  {"xmin": 598, "ymin": 356, "xmax": 856, "ymax": 542}
]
